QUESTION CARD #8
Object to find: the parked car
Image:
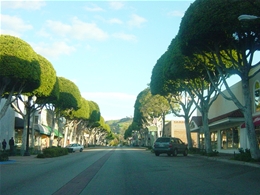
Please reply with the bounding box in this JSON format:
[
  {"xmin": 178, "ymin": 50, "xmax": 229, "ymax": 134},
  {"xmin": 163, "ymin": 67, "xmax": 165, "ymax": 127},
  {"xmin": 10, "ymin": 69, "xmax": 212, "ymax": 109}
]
[
  {"xmin": 153, "ymin": 137, "xmax": 188, "ymax": 157},
  {"xmin": 66, "ymin": 143, "xmax": 84, "ymax": 152}
]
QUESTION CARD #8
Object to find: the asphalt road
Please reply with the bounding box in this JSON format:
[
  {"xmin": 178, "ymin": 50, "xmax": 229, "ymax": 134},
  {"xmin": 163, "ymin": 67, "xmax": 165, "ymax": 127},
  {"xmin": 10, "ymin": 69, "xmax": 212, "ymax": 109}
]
[{"xmin": 1, "ymin": 147, "xmax": 260, "ymax": 195}]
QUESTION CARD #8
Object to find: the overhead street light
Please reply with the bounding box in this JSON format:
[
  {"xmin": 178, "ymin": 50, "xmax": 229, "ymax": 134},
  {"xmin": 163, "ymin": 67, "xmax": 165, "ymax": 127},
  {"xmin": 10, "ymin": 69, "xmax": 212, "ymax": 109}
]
[
  {"xmin": 238, "ymin": 14, "xmax": 260, "ymax": 21},
  {"xmin": 24, "ymin": 95, "xmax": 37, "ymax": 156}
]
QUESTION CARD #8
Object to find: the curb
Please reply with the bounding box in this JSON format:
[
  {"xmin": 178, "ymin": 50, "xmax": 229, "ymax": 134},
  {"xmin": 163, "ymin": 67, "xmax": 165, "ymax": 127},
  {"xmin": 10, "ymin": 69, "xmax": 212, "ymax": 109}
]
[{"xmin": 189, "ymin": 154, "xmax": 260, "ymax": 168}]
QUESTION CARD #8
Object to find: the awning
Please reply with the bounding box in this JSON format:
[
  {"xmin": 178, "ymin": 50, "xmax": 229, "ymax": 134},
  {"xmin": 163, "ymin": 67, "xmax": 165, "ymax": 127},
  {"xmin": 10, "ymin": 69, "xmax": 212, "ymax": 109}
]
[
  {"xmin": 54, "ymin": 129, "xmax": 63, "ymax": 138},
  {"xmin": 34, "ymin": 124, "xmax": 51, "ymax": 135},
  {"xmin": 241, "ymin": 116, "xmax": 260, "ymax": 128},
  {"xmin": 15, "ymin": 117, "xmax": 24, "ymax": 129},
  {"xmin": 33, "ymin": 124, "xmax": 63, "ymax": 137}
]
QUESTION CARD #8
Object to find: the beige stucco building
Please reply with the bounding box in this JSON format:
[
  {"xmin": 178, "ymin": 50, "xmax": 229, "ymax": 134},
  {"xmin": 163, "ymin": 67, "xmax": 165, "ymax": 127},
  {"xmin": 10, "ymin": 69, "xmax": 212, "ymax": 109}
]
[
  {"xmin": 164, "ymin": 120, "xmax": 197, "ymax": 147},
  {"xmin": 190, "ymin": 71, "xmax": 260, "ymax": 153},
  {"xmin": 0, "ymin": 98, "xmax": 64, "ymax": 153}
]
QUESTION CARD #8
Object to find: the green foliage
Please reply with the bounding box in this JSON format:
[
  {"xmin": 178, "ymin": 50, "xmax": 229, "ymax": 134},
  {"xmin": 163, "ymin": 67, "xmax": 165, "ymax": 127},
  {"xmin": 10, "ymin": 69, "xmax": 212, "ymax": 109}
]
[
  {"xmin": 124, "ymin": 121, "xmax": 139, "ymax": 139},
  {"xmin": 36, "ymin": 153, "xmax": 45, "ymax": 158},
  {"xmin": 188, "ymin": 147, "xmax": 219, "ymax": 157},
  {"xmin": 188, "ymin": 147, "xmax": 201, "ymax": 154},
  {"xmin": 31, "ymin": 54, "xmax": 56, "ymax": 99},
  {"xmin": 106, "ymin": 118, "xmax": 132, "ymax": 140},
  {"xmin": 86, "ymin": 101, "xmax": 101, "ymax": 129},
  {"xmin": 206, "ymin": 151, "xmax": 219, "ymax": 157},
  {"xmin": 109, "ymin": 138, "xmax": 119, "ymax": 146},
  {"xmin": 38, "ymin": 146, "xmax": 68, "ymax": 158},
  {"xmin": 72, "ymin": 97, "xmax": 90, "ymax": 120},
  {"xmin": 106, "ymin": 131, "xmax": 115, "ymax": 140},
  {"xmin": 0, "ymin": 151, "xmax": 9, "ymax": 161},
  {"xmin": 178, "ymin": 0, "xmax": 260, "ymax": 53},
  {"xmin": 233, "ymin": 148, "xmax": 258, "ymax": 162},
  {"xmin": 57, "ymin": 77, "xmax": 81, "ymax": 115},
  {"xmin": 133, "ymin": 87, "xmax": 176, "ymax": 129},
  {"xmin": 200, "ymin": 149, "xmax": 219, "ymax": 157},
  {"xmin": 0, "ymin": 35, "xmax": 41, "ymax": 93},
  {"xmin": 107, "ymin": 117, "xmax": 132, "ymax": 134}
]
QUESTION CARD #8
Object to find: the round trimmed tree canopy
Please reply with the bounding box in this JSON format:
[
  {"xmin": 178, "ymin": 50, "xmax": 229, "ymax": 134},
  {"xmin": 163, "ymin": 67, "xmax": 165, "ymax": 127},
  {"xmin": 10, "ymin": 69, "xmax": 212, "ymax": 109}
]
[{"xmin": 0, "ymin": 35, "xmax": 41, "ymax": 92}]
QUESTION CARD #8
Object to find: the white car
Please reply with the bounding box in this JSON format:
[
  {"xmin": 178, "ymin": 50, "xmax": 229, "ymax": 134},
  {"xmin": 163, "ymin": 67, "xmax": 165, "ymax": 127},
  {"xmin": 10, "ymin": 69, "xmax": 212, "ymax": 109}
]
[{"xmin": 66, "ymin": 143, "xmax": 84, "ymax": 152}]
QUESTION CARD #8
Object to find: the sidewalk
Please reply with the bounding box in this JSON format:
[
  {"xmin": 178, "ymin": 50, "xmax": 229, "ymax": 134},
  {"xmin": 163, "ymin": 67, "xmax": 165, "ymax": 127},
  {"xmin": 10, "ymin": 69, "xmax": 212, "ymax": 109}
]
[
  {"xmin": 190, "ymin": 152, "xmax": 260, "ymax": 168},
  {"xmin": 1, "ymin": 150, "xmax": 260, "ymax": 168},
  {"xmin": 0, "ymin": 154, "xmax": 60, "ymax": 165}
]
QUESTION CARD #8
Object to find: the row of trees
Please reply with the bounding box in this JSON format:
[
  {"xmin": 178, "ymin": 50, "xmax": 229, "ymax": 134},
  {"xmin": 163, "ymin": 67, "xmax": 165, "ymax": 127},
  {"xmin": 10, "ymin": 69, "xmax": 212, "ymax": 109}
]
[
  {"xmin": 0, "ymin": 35, "xmax": 114, "ymax": 150},
  {"xmin": 148, "ymin": 0, "xmax": 260, "ymax": 159},
  {"xmin": 124, "ymin": 87, "xmax": 180, "ymax": 143}
]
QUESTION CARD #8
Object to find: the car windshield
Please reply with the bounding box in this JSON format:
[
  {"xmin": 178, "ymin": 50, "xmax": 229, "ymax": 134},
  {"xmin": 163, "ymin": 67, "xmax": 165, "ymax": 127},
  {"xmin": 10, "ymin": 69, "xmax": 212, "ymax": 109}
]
[{"xmin": 156, "ymin": 138, "xmax": 170, "ymax": 142}]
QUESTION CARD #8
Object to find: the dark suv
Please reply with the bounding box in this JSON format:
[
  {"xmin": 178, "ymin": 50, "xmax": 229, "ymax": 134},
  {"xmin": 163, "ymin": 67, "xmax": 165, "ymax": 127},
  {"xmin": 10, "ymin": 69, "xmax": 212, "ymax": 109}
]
[{"xmin": 153, "ymin": 137, "xmax": 188, "ymax": 157}]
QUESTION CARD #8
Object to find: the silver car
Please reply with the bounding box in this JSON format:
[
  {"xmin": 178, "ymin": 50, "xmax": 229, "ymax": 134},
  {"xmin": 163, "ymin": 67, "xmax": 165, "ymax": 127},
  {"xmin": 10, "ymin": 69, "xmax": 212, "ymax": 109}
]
[
  {"xmin": 66, "ymin": 143, "xmax": 84, "ymax": 152},
  {"xmin": 153, "ymin": 137, "xmax": 188, "ymax": 157}
]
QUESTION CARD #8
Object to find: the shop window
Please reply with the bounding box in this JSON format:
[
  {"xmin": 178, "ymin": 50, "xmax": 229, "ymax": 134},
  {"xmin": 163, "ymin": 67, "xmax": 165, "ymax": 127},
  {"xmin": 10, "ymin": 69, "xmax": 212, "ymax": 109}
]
[
  {"xmin": 255, "ymin": 81, "xmax": 260, "ymax": 112},
  {"xmin": 211, "ymin": 131, "xmax": 217, "ymax": 150},
  {"xmin": 199, "ymin": 133, "xmax": 205, "ymax": 149},
  {"xmin": 221, "ymin": 127, "xmax": 239, "ymax": 149}
]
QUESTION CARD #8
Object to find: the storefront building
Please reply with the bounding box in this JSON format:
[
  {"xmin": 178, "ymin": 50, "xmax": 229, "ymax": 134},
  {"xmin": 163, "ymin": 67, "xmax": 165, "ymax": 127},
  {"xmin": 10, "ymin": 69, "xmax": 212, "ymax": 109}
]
[
  {"xmin": 190, "ymin": 71, "xmax": 260, "ymax": 153},
  {"xmin": 0, "ymin": 98, "xmax": 64, "ymax": 152}
]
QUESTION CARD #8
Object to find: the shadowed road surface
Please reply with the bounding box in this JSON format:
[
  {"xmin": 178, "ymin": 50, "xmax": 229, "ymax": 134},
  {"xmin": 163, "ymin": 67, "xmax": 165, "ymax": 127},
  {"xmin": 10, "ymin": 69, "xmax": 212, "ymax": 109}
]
[{"xmin": 1, "ymin": 147, "xmax": 260, "ymax": 195}]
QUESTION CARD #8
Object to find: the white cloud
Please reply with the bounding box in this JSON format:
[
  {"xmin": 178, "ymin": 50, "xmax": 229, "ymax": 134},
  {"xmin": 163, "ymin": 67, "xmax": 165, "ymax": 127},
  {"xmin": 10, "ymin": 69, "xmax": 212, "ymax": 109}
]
[
  {"xmin": 108, "ymin": 18, "xmax": 123, "ymax": 25},
  {"xmin": 1, "ymin": 1, "xmax": 46, "ymax": 10},
  {"xmin": 45, "ymin": 20, "xmax": 71, "ymax": 37},
  {"xmin": 0, "ymin": 29, "xmax": 21, "ymax": 37},
  {"xmin": 112, "ymin": 32, "xmax": 137, "ymax": 42},
  {"xmin": 32, "ymin": 41, "xmax": 76, "ymax": 59},
  {"xmin": 36, "ymin": 28, "xmax": 51, "ymax": 38},
  {"xmin": 167, "ymin": 10, "xmax": 184, "ymax": 17},
  {"xmin": 84, "ymin": 4, "xmax": 104, "ymax": 12},
  {"xmin": 128, "ymin": 14, "xmax": 147, "ymax": 28},
  {"xmin": 71, "ymin": 17, "xmax": 109, "ymax": 40},
  {"xmin": 44, "ymin": 17, "xmax": 109, "ymax": 41},
  {"xmin": 1, "ymin": 14, "xmax": 33, "ymax": 33},
  {"xmin": 109, "ymin": 1, "xmax": 124, "ymax": 10}
]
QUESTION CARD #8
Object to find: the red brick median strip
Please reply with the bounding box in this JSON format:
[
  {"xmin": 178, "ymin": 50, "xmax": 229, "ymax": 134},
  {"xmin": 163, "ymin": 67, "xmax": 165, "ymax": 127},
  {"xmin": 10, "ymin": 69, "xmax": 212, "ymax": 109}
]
[{"xmin": 53, "ymin": 150, "xmax": 114, "ymax": 195}]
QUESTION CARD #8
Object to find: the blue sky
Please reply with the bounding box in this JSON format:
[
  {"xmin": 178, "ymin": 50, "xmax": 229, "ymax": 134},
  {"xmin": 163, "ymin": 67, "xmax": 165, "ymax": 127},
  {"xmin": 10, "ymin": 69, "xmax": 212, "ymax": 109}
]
[
  {"xmin": 1, "ymin": 0, "xmax": 195, "ymax": 120},
  {"xmin": 3, "ymin": 1, "xmax": 258, "ymax": 121}
]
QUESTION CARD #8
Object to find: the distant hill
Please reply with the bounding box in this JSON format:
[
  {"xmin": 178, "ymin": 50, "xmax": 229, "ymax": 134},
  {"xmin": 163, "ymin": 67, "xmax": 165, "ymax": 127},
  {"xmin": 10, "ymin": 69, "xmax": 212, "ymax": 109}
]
[{"xmin": 106, "ymin": 117, "xmax": 133, "ymax": 135}]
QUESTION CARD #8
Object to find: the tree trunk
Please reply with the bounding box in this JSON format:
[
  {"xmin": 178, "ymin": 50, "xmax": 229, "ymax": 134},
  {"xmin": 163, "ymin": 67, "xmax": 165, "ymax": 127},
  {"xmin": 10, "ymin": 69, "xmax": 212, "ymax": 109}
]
[
  {"xmin": 30, "ymin": 111, "xmax": 35, "ymax": 152},
  {"xmin": 184, "ymin": 116, "xmax": 192, "ymax": 148},
  {"xmin": 63, "ymin": 126, "xmax": 69, "ymax": 147},
  {"xmin": 242, "ymin": 79, "xmax": 260, "ymax": 160},
  {"xmin": 49, "ymin": 111, "xmax": 55, "ymax": 147},
  {"xmin": 202, "ymin": 111, "xmax": 212, "ymax": 154},
  {"xmin": 162, "ymin": 113, "xmax": 165, "ymax": 136}
]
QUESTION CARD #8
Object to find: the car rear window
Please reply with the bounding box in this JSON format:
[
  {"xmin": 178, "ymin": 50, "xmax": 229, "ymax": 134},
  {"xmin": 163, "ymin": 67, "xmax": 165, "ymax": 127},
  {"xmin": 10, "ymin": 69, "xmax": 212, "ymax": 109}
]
[{"xmin": 156, "ymin": 138, "xmax": 170, "ymax": 142}]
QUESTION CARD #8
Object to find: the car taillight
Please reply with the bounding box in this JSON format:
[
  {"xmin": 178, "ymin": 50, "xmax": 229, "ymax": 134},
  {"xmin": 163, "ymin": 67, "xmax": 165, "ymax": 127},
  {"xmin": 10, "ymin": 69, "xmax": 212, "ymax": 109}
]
[{"xmin": 169, "ymin": 143, "xmax": 172, "ymax": 148}]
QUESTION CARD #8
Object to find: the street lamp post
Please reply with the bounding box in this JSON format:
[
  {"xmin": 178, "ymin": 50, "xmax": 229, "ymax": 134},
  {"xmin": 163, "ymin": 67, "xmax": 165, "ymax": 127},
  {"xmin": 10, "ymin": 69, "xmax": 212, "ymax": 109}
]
[{"xmin": 24, "ymin": 95, "xmax": 37, "ymax": 156}]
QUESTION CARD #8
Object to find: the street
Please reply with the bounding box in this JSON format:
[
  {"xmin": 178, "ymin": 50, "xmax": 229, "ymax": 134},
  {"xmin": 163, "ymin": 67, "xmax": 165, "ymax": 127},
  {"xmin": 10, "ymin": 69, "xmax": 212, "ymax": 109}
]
[{"xmin": 1, "ymin": 147, "xmax": 260, "ymax": 195}]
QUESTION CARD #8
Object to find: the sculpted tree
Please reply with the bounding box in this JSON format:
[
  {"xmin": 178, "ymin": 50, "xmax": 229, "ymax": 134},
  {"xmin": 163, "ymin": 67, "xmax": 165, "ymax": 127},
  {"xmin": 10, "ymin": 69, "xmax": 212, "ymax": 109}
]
[
  {"xmin": 0, "ymin": 35, "xmax": 41, "ymax": 119},
  {"xmin": 63, "ymin": 97, "xmax": 89, "ymax": 146},
  {"xmin": 86, "ymin": 100, "xmax": 101, "ymax": 145},
  {"xmin": 150, "ymin": 36, "xmax": 221, "ymax": 152},
  {"xmin": 0, "ymin": 35, "xmax": 57, "ymax": 153},
  {"xmin": 150, "ymin": 39, "xmax": 196, "ymax": 148},
  {"xmin": 178, "ymin": 0, "xmax": 260, "ymax": 159},
  {"xmin": 56, "ymin": 77, "xmax": 81, "ymax": 147},
  {"xmin": 133, "ymin": 87, "xmax": 176, "ymax": 136}
]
